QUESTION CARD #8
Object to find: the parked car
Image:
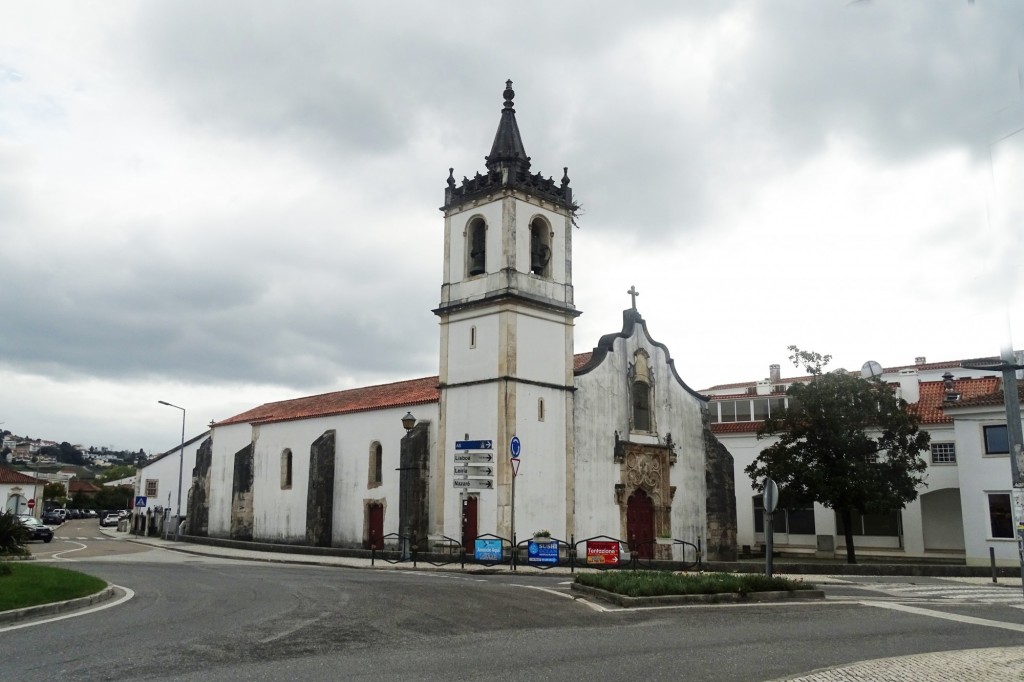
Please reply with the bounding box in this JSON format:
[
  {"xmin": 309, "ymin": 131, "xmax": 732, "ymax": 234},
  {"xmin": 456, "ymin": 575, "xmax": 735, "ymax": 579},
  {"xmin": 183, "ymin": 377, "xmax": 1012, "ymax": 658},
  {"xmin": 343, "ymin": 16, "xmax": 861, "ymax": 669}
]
[
  {"xmin": 17, "ymin": 515, "xmax": 54, "ymax": 543},
  {"xmin": 42, "ymin": 509, "xmax": 65, "ymax": 524},
  {"xmin": 84, "ymin": 510, "xmax": 98, "ymax": 518},
  {"xmin": 100, "ymin": 514, "xmax": 121, "ymax": 528}
]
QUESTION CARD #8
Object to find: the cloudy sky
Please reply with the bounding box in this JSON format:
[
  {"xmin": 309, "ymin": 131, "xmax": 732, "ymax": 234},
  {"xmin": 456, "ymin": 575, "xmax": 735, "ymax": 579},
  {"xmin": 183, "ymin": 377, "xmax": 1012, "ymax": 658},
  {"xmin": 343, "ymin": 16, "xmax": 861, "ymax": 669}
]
[{"xmin": 2, "ymin": 1, "xmax": 1022, "ymax": 455}]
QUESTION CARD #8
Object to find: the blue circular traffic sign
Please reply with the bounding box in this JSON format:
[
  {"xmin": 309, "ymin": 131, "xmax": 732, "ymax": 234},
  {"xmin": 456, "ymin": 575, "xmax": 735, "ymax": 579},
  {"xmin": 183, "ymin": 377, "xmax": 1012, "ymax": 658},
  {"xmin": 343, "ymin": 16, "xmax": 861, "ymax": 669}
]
[{"xmin": 510, "ymin": 435, "xmax": 521, "ymax": 459}]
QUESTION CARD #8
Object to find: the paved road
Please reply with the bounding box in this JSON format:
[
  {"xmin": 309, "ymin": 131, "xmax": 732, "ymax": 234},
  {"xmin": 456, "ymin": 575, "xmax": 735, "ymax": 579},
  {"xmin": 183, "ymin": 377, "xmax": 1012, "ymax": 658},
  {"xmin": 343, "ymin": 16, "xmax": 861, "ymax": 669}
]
[{"xmin": 4, "ymin": 532, "xmax": 1024, "ymax": 681}]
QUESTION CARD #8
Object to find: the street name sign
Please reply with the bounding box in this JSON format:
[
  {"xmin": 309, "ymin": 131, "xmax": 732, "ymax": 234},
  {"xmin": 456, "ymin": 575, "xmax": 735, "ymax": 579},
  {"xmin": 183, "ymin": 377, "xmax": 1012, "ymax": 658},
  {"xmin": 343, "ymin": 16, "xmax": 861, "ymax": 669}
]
[
  {"xmin": 455, "ymin": 440, "xmax": 493, "ymax": 450},
  {"xmin": 453, "ymin": 478, "xmax": 494, "ymax": 490}
]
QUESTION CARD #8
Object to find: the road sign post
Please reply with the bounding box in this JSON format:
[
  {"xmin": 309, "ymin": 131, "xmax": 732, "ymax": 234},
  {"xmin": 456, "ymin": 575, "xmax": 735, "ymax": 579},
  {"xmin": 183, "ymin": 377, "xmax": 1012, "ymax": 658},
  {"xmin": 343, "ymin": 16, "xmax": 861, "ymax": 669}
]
[
  {"xmin": 510, "ymin": 436, "xmax": 521, "ymax": 560},
  {"xmin": 763, "ymin": 478, "xmax": 778, "ymax": 577}
]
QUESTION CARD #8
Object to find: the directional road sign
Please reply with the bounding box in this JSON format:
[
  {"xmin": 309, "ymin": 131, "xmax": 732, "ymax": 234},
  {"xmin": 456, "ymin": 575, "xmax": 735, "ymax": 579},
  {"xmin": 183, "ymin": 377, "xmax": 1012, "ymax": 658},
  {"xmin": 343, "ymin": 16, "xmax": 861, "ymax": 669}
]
[
  {"xmin": 454, "ymin": 466, "xmax": 494, "ymax": 477},
  {"xmin": 455, "ymin": 440, "xmax": 493, "ymax": 451},
  {"xmin": 453, "ymin": 478, "xmax": 494, "ymax": 490},
  {"xmin": 453, "ymin": 452, "xmax": 495, "ymax": 464},
  {"xmin": 510, "ymin": 435, "xmax": 521, "ymax": 459}
]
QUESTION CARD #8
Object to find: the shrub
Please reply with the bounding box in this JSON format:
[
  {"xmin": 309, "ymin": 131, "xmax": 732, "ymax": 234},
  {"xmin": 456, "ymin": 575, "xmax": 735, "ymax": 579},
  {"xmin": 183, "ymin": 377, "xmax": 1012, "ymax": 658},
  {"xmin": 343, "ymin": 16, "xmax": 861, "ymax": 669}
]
[
  {"xmin": 575, "ymin": 570, "xmax": 813, "ymax": 597},
  {"xmin": 0, "ymin": 511, "xmax": 30, "ymax": 557}
]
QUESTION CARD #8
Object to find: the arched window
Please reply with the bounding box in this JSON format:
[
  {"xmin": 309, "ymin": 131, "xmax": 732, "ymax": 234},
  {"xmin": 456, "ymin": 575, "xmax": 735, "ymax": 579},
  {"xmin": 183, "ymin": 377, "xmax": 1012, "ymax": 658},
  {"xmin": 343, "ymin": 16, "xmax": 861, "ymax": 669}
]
[
  {"xmin": 632, "ymin": 381, "xmax": 651, "ymax": 431},
  {"xmin": 467, "ymin": 218, "xmax": 487, "ymax": 276},
  {"xmin": 529, "ymin": 217, "xmax": 551, "ymax": 277},
  {"xmin": 368, "ymin": 441, "xmax": 383, "ymax": 488},
  {"xmin": 631, "ymin": 350, "xmax": 653, "ymax": 432},
  {"xmin": 280, "ymin": 449, "xmax": 293, "ymax": 490}
]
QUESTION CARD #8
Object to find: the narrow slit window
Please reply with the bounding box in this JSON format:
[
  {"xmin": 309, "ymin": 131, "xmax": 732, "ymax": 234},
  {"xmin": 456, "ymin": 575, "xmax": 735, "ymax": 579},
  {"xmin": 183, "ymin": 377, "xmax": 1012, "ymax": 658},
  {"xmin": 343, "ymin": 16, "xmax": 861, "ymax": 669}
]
[
  {"xmin": 280, "ymin": 449, "xmax": 293, "ymax": 490},
  {"xmin": 538, "ymin": 398, "xmax": 545, "ymax": 422}
]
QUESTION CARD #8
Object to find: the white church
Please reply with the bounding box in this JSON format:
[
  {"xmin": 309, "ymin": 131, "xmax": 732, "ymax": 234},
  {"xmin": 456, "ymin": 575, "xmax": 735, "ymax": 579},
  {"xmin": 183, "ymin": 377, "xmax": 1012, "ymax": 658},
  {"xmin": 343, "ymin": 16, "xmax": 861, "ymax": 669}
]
[{"xmin": 181, "ymin": 82, "xmax": 737, "ymax": 561}]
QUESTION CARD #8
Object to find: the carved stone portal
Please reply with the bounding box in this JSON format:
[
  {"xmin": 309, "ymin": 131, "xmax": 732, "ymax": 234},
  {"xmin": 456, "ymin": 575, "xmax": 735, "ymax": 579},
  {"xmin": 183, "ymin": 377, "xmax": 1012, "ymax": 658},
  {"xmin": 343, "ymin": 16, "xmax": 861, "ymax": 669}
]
[{"xmin": 617, "ymin": 440, "xmax": 674, "ymax": 560}]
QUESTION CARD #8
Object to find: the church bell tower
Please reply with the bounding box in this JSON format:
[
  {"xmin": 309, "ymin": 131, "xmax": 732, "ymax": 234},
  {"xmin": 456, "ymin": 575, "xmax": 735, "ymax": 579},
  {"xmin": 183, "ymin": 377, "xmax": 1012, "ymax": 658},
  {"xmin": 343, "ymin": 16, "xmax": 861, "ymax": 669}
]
[{"xmin": 433, "ymin": 81, "xmax": 578, "ymax": 542}]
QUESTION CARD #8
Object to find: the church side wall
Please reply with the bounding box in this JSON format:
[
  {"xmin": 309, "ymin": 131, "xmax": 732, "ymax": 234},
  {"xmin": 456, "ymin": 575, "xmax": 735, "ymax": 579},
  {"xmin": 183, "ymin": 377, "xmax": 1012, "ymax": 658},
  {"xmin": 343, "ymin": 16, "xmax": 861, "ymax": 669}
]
[
  {"xmin": 207, "ymin": 422, "xmax": 252, "ymax": 538},
  {"xmin": 246, "ymin": 406, "xmax": 439, "ymax": 546}
]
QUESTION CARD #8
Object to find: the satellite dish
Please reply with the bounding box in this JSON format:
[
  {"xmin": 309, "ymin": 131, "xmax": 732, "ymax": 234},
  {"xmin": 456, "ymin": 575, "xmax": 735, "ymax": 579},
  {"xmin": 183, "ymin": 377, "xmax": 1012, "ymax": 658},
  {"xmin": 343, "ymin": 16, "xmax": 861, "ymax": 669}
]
[{"xmin": 861, "ymin": 360, "xmax": 883, "ymax": 379}]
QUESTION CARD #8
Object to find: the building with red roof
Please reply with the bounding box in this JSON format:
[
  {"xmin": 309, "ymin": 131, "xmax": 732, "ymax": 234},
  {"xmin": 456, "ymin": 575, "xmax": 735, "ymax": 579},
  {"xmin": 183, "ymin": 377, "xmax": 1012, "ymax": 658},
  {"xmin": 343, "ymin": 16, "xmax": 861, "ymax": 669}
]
[{"xmin": 704, "ymin": 354, "xmax": 1023, "ymax": 565}]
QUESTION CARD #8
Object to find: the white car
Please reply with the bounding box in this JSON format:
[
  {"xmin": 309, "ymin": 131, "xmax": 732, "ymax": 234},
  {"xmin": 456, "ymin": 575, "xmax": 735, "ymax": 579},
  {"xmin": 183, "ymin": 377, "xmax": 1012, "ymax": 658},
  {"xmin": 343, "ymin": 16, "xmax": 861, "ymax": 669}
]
[{"xmin": 100, "ymin": 514, "xmax": 121, "ymax": 528}]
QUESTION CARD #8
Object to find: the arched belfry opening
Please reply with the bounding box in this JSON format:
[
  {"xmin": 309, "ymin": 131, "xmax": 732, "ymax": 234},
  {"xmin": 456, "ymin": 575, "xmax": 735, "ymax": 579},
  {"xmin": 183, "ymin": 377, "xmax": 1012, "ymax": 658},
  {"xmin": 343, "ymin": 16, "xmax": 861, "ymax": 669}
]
[
  {"xmin": 530, "ymin": 216, "xmax": 551, "ymax": 277},
  {"xmin": 467, "ymin": 217, "xmax": 486, "ymax": 276}
]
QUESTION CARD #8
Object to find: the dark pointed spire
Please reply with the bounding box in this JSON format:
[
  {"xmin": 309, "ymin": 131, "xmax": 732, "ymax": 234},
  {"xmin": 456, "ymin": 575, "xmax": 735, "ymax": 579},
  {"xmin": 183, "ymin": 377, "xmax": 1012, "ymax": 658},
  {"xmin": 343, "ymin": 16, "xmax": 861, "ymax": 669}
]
[
  {"xmin": 485, "ymin": 79, "xmax": 531, "ymax": 173},
  {"xmin": 443, "ymin": 80, "xmax": 573, "ymax": 212}
]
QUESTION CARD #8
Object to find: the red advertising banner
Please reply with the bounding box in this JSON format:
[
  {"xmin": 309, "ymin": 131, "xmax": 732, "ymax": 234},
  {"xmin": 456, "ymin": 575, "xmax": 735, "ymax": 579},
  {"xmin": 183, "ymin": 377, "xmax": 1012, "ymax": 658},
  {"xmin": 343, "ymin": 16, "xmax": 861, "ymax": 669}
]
[{"xmin": 586, "ymin": 540, "xmax": 620, "ymax": 565}]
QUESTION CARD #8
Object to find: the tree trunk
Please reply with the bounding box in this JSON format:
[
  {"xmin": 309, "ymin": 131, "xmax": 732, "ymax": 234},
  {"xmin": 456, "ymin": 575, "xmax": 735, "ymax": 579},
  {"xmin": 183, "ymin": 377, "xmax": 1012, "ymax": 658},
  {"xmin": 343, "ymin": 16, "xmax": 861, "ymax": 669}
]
[{"xmin": 840, "ymin": 507, "xmax": 857, "ymax": 564}]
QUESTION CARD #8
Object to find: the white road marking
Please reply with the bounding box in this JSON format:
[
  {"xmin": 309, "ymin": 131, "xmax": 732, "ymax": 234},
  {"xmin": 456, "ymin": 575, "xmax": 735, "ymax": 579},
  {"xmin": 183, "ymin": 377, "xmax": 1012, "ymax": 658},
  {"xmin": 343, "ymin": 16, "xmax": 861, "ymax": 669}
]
[
  {"xmin": 51, "ymin": 541, "xmax": 88, "ymax": 560},
  {"xmin": 862, "ymin": 600, "xmax": 1024, "ymax": 633},
  {"xmin": 511, "ymin": 584, "xmax": 575, "ymax": 600},
  {"xmin": 0, "ymin": 586, "xmax": 135, "ymax": 633}
]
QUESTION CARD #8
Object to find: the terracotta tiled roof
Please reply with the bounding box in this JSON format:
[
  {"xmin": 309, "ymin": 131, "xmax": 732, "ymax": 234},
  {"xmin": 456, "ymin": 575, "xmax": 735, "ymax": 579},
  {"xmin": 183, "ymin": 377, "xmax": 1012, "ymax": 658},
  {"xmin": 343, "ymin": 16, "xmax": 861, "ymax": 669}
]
[
  {"xmin": 941, "ymin": 380, "xmax": 1024, "ymax": 411},
  {"xmin": 0, "ymin": 468, "xmax": 43, "ymax": 485},
  {"xmin": 217, "ymin": 353, "xmax": 600, "ymax": 428},
  {"xmin": 68, "ymin": 480, "xmax": 102, "ymax": 494},
  {"xmin": 710, "ymin": 422, "xmax": 762, "ymax": 435},
  {"xmin": 215, "ymin": 376, "xmax": 441, "ymax": 427}
]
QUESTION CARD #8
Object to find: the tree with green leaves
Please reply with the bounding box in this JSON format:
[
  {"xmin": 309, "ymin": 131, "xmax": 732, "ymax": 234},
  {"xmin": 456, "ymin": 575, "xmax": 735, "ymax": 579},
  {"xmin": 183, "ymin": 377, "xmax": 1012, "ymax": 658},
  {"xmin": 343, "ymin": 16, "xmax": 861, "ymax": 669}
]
[
  {"xmin": 745, "ymin": 346, "xmax": 930, "ymax": 564},
  {"xmin": 43, "ymin": 482, "xmax": 67, "ymax": 506}
]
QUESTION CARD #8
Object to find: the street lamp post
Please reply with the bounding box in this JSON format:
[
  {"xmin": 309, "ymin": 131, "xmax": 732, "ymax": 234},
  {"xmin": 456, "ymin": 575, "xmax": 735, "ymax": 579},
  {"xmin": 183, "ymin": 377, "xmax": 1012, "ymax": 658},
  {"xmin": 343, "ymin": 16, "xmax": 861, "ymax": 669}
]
[{"xmin": 158, "ymin": 400, "xmax": 186, "ymax": 541}]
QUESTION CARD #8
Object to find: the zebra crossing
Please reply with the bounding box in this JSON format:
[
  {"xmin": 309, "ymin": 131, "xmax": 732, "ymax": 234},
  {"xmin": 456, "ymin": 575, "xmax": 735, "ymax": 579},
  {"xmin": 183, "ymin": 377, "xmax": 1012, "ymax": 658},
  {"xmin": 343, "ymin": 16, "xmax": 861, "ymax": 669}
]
[{"xmin": 851, "ymin": 582, "xmax": 1024, "ymax": 607}]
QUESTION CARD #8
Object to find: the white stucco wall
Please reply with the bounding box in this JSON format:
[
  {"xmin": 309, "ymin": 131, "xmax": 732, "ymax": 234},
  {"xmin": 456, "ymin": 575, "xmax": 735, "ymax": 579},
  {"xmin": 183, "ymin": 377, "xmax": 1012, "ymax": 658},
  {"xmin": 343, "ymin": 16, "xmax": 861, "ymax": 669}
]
[
  {"xmin": 207, "ymin": 422, "xmax": 255, "ymax": 537},
  {"xmin": 953, "ymin": 407, "xmax": 1021, "ymax": 565},
  {"xmin": 573, "ymin": 319, "xmax": 708, "ymax": 557},
  {"xmin": 136, "ymin": 432, "xmax": 207, "ymax": 520},
  {"xmin": 211, "ymin": 405, "xmax": 440, "ymax": 546}
]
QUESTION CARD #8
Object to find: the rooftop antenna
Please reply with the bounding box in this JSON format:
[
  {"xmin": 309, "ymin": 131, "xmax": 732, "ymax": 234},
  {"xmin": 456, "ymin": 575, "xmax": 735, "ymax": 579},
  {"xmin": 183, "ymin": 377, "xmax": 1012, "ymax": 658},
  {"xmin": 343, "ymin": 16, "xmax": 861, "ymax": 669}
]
[{"xmin": 860, "ymin": 360, "xmax": 883, "ymax": 379}]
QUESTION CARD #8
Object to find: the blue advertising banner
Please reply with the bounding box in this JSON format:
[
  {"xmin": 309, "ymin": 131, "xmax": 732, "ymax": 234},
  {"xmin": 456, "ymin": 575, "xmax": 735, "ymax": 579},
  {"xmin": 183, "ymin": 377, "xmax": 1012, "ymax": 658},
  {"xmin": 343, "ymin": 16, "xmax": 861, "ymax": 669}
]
[
  {"xmin": 527, "ymin": 540, "xmax": 558, "ymax": 565},
  {"xmin": 474, "ymin": 538, "xmax": 503, "ymax": 562}
]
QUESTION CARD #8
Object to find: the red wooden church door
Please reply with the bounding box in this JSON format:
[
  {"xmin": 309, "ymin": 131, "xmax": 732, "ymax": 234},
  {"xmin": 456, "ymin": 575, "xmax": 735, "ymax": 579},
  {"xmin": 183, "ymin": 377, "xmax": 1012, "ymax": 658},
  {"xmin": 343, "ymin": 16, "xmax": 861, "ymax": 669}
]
[
  {"xmin": 461, "ymin": 496, "xmax": 478, "ymax": 552},
  {"xmin": 367, "ymin": 503, "xmax": 384, "ymax": 550},
  {"xmin": 627, "ymin": 489, "xmax": 655, "ymax": 559}
]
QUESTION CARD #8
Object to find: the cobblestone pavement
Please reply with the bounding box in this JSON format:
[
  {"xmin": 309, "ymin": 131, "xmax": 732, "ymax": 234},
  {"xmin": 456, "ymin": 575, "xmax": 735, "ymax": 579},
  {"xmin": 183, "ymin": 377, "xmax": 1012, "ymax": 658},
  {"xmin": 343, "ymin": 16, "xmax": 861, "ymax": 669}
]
[{"xmin": 775, "ymin": 646, "xmax": 1024, "ymax": 681}]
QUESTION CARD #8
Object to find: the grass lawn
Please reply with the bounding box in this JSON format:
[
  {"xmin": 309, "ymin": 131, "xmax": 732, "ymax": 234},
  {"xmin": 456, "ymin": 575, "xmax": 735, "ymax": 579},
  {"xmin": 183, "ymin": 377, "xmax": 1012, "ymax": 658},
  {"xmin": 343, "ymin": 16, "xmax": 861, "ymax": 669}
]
[
  {"xmin": 0, "ymin": 562, "xmax": 108, "ymax": 612},
  {"xmin": 575, "ymin": 570, "xmax": 815, "ymax": 598}
]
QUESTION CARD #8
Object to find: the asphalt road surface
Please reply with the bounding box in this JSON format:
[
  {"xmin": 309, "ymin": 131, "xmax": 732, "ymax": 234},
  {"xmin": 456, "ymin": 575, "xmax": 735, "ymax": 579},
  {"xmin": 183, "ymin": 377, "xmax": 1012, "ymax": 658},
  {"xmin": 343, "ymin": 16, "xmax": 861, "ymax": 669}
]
[{"xmin": 4, "ymin": 530, "xmax": 1024, "ymax": 681}]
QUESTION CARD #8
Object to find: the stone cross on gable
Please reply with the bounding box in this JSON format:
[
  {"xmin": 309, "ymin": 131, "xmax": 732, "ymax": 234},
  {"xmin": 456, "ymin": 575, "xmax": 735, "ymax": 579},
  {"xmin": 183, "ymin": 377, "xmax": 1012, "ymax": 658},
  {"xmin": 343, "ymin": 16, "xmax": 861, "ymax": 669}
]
[{"xmin": 627, "ymin": 285, "xmax": 639, "ymax": 310}]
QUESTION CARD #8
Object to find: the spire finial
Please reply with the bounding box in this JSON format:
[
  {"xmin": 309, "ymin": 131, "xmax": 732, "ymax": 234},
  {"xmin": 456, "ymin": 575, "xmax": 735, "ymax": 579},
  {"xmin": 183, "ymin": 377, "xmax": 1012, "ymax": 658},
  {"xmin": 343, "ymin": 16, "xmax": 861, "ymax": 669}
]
[{"xmin": 503, "ymin": 79, "xmax": 515, "ymax": 111}]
